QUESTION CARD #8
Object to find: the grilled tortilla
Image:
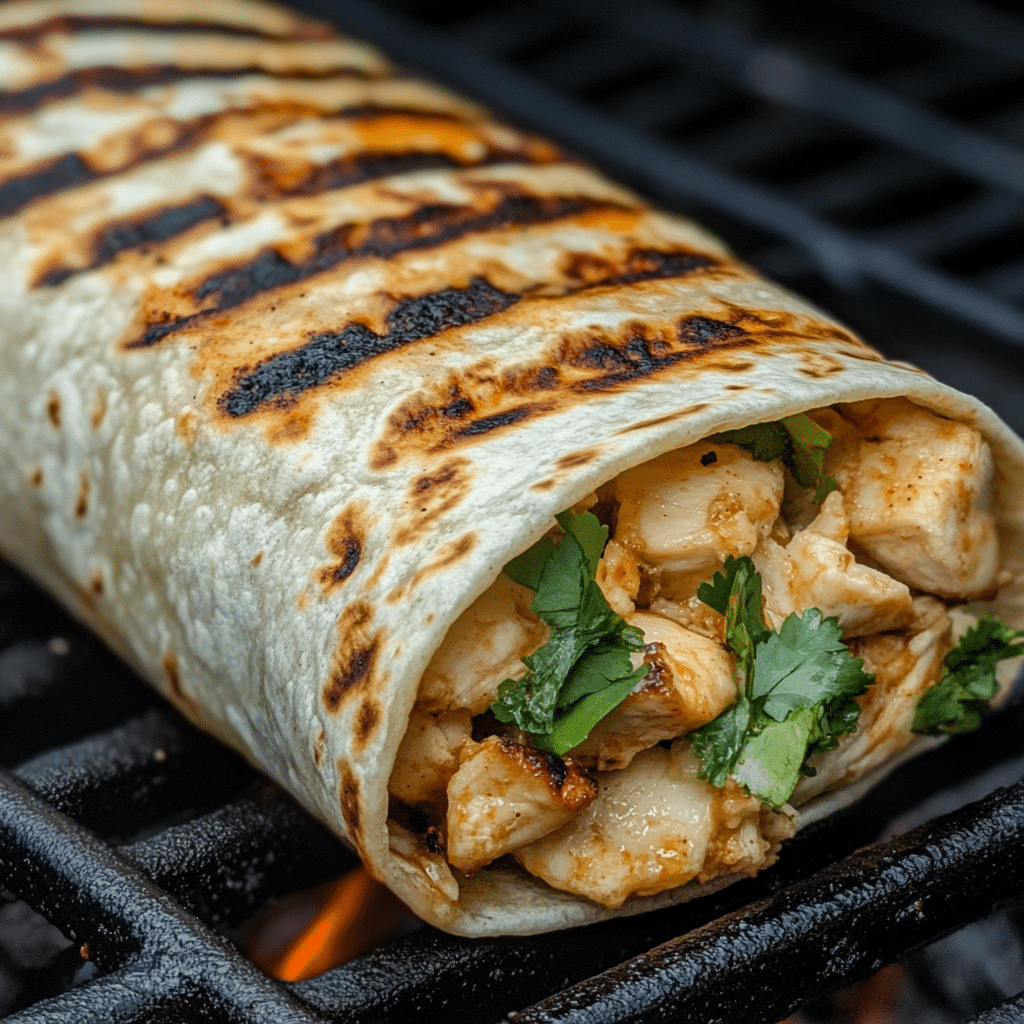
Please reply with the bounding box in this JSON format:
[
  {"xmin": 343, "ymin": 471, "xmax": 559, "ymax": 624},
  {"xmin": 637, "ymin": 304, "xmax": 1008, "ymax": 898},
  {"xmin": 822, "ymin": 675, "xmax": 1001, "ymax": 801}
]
[{"xmin": 1, "ymin": 0, "xmax": 1023, "ymax": 936}]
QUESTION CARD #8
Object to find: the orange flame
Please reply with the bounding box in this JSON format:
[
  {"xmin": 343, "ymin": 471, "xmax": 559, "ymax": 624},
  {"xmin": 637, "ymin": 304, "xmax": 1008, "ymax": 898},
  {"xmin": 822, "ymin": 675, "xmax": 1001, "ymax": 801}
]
[{"xmin": 263, "ymin": 867, "xmax": 403, "ymax": 982}]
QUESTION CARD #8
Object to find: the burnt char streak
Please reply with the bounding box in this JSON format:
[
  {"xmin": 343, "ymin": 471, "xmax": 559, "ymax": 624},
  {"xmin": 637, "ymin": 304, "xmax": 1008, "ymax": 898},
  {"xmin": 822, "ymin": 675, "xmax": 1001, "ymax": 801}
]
[
  {"xmin": 0, "ymin": 153, "xmax": 93, "ymax": 218},
  {"xmin": 39, "ymin": 195, "xmax": 226, "ymax": 286},
  {"xmin": 573, "ymin": 316, "xmax": 746, "ymax": 388},
  {"xmin": 220, "ymin": 252, "xmax": 726, "ymax": 420},
  {"xmin": 0, "ymin": 64, "xmax": 370, "ymax": 119},
  {"xmin": 222, "ymin": 278, "xmax": 519, "ymax": 417},
  {"xmin": 0, "ymin": 16, "xmax": 328, "ymax": 45},
  {"xmin": 196, "ymin": 195, "xmax": 612, "ymax": 308},
  {"xmin": 128, "ymin": 194, "xmax": 619, "ymax": 346}
]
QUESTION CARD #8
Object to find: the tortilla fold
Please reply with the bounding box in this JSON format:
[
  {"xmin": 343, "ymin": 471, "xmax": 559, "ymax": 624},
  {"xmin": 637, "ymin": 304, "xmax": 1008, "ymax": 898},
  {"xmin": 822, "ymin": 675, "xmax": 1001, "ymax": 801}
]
[{"xmin": 2, "ymin": 0, "xmax": 1023, "ymax": 936}]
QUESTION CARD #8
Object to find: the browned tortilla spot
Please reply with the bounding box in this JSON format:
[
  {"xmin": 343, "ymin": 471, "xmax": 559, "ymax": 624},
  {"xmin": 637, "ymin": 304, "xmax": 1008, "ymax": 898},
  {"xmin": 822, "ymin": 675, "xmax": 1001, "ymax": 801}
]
[
  {"xmin": 529, "ymin": 477, "xmax": 557, "ymax": 491},
  {"xmin": 317, "ymin": 503, "xmax": 365, "ymax": 590},
  {"xmin": 338, "ymin": 761, "xmax": 362, "ymax": 843},
  {"xmin": 390, "ymin": 532, "xmax": 477, "ymax": 602},
  {"xmin": 616, "ymin": 404, "xmax": 711, "ymax": 434},
  {"xmin": 354, "ymin": 698, "xmax": 381, "ymax": 749},
  {"xmin": 313, "ymin": 727, "xmax": 327, "ymax": 767},
  {"xmin": 323, "ymin": 602, "xmax": 378, "ymax": 712},
  {"xmin": 392, "ymin": 459, "xmax": 473, "ymax": 545},
  {"xmin": 90, "ymin": 389, "xmax": 108, "ymax": 430},
  {"xmin": 29, "ymin": 468, "xmax": 43, "ymax": 487},
  {"xmin": 250, "ymin": 551, "xmax": 264, "ymax": 568},
  {"xmin": 46, "ymin": 392, "xmax": 60, "ymax": 428},
  {"xmin": 163, "ymin": 650, "xmax": 186, "ymax": 702},
  {"xmin": 90, "ymin": 572, "xmax": 104, "ymax": 597},
  {"xmin": 555, "ymin": 447, "xmax": 602, "ymax": 471},
  {"xmin": 175, "ymin": 411, "xmax": 198, "ymax": 447},
  {"xmin": 74, "ymin": 473, "xmax": 89, "ymax": 519}
]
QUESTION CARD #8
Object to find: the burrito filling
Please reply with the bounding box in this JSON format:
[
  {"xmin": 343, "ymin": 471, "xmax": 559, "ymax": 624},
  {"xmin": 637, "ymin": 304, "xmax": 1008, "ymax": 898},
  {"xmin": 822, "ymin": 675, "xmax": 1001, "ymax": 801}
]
[{"xmin": 388, "ymin": 398, "xmax": 1024, "ymax": 909}]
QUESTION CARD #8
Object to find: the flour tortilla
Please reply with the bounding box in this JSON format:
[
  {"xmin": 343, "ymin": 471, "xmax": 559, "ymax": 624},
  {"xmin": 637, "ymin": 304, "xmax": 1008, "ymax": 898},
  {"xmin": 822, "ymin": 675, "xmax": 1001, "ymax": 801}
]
[{"xmin": 1, "ymin": 0, "xmax": 1023, "ymax": 937}]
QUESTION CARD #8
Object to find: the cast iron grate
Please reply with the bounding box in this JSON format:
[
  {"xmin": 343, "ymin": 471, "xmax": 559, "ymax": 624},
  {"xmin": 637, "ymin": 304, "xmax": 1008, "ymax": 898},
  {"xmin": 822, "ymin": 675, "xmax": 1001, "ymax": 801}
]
[{"xmin": 6, "ymin": 0, "xmax": 1024, "ymax": 1021}]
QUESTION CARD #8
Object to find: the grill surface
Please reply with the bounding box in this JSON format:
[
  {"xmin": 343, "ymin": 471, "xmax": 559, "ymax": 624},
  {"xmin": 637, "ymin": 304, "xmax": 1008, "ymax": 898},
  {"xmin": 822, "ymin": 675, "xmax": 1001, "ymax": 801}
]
[{"xmin": 5, "ymin": 0, "xmax": 1024, "ymax": 1021}]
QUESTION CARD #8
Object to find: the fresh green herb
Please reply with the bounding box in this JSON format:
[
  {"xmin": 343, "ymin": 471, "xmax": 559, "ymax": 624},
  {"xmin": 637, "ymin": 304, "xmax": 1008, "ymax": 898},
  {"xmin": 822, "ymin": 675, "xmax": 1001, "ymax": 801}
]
[
  {"xmin": 692, "ymin": 556, "xmax": 872, "ymax": 806},
  {"xmin": 710, "ymin": 413, "xmax": 839, "ymax": 503},
  {"xmin": 913, "ymin": 618, "xmax": 1024, "ymax": 735},
  {"xmin": 492, "ymin": 510, "xmax": 649, "ymax": 755}
]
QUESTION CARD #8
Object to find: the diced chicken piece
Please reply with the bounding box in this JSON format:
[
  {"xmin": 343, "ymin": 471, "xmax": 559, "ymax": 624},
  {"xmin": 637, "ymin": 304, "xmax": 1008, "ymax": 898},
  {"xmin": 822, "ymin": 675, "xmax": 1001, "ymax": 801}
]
[
  {"xmin": 753, "ymin": 490, "xmax": 914, "ymax": 638},
  {"xmin": 419, "ymin": 574, "xmax": 548, "ymax": 715},
  {"xmin": 828, "ymin": 398, "xmax": 999, "ymax": 599},
  {"xmin": 446, "ymin": 737, "xmax": 597, "ymax": 874},
  {"xmin": 570, "ymin": 612, "xmax": 737, "ymax": 770},
  {"xmin": 515, "ymin": 742, "xmax": 795, "ymax": 908},
  {"xmin": 388, "ymin": 708, "xmax": 471, "ymax": 806},
  {"xmin": 792, "ymin": 596, "xmax": 952, "ymax": 804},
  {"xmin": 648, "ymin": 595, "xmax": 726, "ymax": 643},
  {"xmin": 596, "ymin": 538, "xmax": 641, "ymax": 617},
  {"xmin": 388, "ymin": 821, "xmax": 460, "ymax": 909},
  {"xmin": 615, "ymin": 442, "xmax": 785, "ymax": 600}
]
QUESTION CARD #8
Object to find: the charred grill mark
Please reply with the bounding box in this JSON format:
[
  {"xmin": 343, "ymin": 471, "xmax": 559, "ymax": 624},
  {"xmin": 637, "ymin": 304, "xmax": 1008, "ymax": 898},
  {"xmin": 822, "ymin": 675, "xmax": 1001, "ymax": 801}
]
[
  {"xmin": 0, "ymin": 16, "xmax": 329, "ymax": 45},
  {"xmin": 250, "ymin": 146, "xmax": 535, "ymax": 201},
  {"xmin": 128, "ymin": 193, "xmax": 606, "ymax": 347},
  {"xmin": 371, "ymin": 311, "xmax": 759, "ymax": 466},
  {"xmin": 338, "ymin": 762, "xmax": 362, "ymax": 842},
  {"xmin": 571, "ymin": 316, "xmax": 748, "ymax": 389},
  {"xmin": 450, "ymin": 404, "xmax": 539, "ymax": 438},
  {"xmin": 0, "ymin": 153, "xmax": 93, "ymax": 218},
  {"xmin": 2, "ymin": 64, "xmax": 378, "ymax": 119},
  {"xmin": 322, "ymin": 541, "xmax": 360, "ymax": 587},
  {"xmin": 221, "ymin": 278, "xmax": 520, "ymax": 417},
  {"xmin": 563, "ymin": 247, "xmax": 717, "ymax": 289},
  {"xmin": 38, "ymin": 195, "xmax": 226, "ymax": 286},
  {"xmin": 354, "ymin": 699, "xmax": 380, "ymax": 747},
  {"xmin": 323, "ymin": 601, "xmax": 379, "ymax": 713}
]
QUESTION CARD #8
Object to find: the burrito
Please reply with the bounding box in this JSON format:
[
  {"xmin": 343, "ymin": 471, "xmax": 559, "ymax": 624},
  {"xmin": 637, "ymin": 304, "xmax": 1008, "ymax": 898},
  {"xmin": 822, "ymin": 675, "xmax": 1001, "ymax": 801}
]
[{"xmin": 2, "ymin": 0, "xmax": 1024, "ymax": 937}]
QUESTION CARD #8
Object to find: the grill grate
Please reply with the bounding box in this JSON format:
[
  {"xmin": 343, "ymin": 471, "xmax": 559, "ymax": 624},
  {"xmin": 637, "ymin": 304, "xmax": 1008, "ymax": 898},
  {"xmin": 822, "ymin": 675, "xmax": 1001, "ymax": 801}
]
[{"xmin": 6, "ymin": 0, "xmax": 1024, "ymax": 1021}]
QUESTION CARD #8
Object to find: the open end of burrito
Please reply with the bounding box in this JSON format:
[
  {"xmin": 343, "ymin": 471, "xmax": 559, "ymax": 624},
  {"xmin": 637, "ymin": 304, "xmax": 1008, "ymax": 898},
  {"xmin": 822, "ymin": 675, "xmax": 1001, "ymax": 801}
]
[{"xmin": 386, "ymin": 396, "xmax": 1020, "ymax": 914}]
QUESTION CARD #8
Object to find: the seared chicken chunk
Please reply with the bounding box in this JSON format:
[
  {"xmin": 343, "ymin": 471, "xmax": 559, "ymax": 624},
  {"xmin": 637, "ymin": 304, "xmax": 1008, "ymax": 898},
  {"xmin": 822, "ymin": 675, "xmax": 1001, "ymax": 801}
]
[
  {"xmin": 389, "ymin": 708, "xmax": 471, "ymax": 807},
  {"xmin": 615, "ymin": 442, "xmax": 785, "ymax": 599},
  {"xmin": 445, "ymin": 737, "xmax": 597, "ymax": 874},
  {"xmin": 515, "ymin": 741, "xmax": 795, "ymax": 908},
  {"xmin": 596, "ymin": 538, "xmax": 641, "ymax": 617},
  {"xmin": 570, "ymin": 612, "xmax": 737, "ymax": 770},
  {"xmin": 828, "ymin": 399, "xmax": 999, "ymax": 599},
  {"xmin": 792, "ymin": 596, "xmax": 952, "ymax": 804},
  {"xmin": 753, "ymin": 490, "xmax": 914, "ymax": 637},
  {"xmin": 419, "ymin": 574, "xmax": 548, "ymax": 715}
]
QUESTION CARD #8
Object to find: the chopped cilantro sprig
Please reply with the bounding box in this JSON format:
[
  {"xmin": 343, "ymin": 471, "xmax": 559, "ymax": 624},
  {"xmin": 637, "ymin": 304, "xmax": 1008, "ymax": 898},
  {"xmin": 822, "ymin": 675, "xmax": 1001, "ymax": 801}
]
[
  {"xmin": 492, "ymin": 510, "xmax": 649, "ymax": 756},
  {"xmin": 913, "ymin": 618, "xmax": 1024, "ymax": 735},
  {"xmin": 710, "ymin": 413, "xmax": 839, "ymax": 503},
  {"xmin": 692, "ymin": 556, "xmax": 873, "ymax": 807}
]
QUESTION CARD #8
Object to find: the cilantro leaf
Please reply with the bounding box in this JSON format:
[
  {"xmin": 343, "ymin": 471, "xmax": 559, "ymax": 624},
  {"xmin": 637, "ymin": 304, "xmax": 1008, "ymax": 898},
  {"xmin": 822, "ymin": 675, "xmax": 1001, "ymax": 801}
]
[
  {"xmin": 913, "ymin": 618, "xmax": 1024, "ymax": 735},
  {"xmin": 504, "ymin": 535, "xmax": 557, "ymax": 592},
  {"xmin": 753, "ymin": 610, "xmax": 872, "ymax": 722},
  {"xmin": 534, "ymin": 664, "xmax": 649, "ymax": 756},
  {"xmin": 732, "ymin": 708, "xmax": 815, "ymax": 808},
  {"xmin": 692, "ymin": 699, "xmax": 750, "ymax": 788},
  {"xmin": 710, "ymin": 413, "xmax": 839, "ymax": 503},
  {"xmin": 692, "ymin": 560, "xmax": 872, "ymax": 806},
  {"xmin": 697, "ymin": 555, "xmax": 769, "ymax": 673},
  {"xmin": 491, "ymin": 510, "xmax": 649, "ymax": 746}
]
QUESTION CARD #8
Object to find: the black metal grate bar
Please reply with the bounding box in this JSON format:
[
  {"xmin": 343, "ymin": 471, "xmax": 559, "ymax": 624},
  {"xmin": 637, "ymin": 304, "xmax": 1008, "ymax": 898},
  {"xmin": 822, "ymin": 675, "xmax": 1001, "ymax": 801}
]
[
  {"xmin": 506, "ymin": 781, "xmax": 1024, "ymax": 1024},
  {"xmin": 561, "ymin": 0, "xmax": 1024, "ymax": 198},
  {"xmin": 0, "ymin": 770, "xmax": 328, "ymax": 1024}
]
